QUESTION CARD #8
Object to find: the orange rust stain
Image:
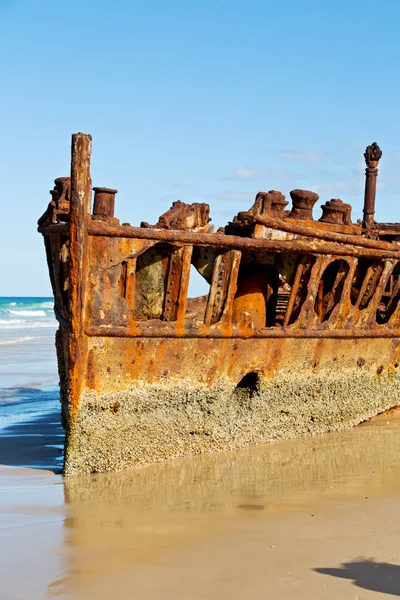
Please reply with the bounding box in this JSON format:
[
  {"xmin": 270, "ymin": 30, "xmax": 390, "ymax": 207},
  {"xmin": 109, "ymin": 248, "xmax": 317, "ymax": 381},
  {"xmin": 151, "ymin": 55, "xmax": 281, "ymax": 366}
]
[
  {"xmin": 215, "ymin": 339, "xmax": 230, "ymax": 378},
  {"xmin": 175, "ymin": 312, "xmax": 188, "ymax": 337},
  {"xmin": 312, "ymin": 339, "xmax": 324, "ymax": 369},
  {"xmin": 200, "ymin": 342, "xmax": 221, "ymax": 386},
  {"xmin": 219, "ymin": 321, "xmax": 234, "ymax": 338},
  {"xmin": 390, "ymin": 340, "xmax": 400, "ymax": 368},
  {"xmin": 227, "ymin": 342, "xmax": 240, "ymax": 378},
  {"xmin": 263, "ymin": 344, "xmax": 284, "ymax": 378},
  {"xmin": 362, "ymin": 405, "xmax": 400, "ymax": 423},
  {"xmin": 85, "ymin": 348, "xmax": 97, "ymax": 390},
  {"xmin": 147, "ymin": 341, "xmax": 166, "ymax": 381},
  {"xmin": 128, "ymin": 339, "xmax": 146, "ymax": 381},
  {"xmin": 232, "ymin": 272, "xmax": 268, "ymax": 330}
]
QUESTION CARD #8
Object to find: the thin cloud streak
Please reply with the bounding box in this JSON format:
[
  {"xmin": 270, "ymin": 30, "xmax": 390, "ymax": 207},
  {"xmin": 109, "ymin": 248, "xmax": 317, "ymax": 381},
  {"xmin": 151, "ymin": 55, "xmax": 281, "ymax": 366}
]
[
  {"xmin": 280, "ymin": 150, "xmax": 327, "ymax": 164},
  {"xmin": 225, "ymin": 167, "xmax": 308, "ymax": 181}
]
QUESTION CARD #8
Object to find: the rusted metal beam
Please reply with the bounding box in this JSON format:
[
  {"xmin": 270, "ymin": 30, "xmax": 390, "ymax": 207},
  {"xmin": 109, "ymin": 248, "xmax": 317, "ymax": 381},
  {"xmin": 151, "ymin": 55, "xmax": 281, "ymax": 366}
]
[
  {"xmin": 125, "ymin": 258, "xmax": 137, "ymax": 309},
  {"xmin": 38, "ymin": 222, "xmax": 69, "ymax": 235},
  {"xmin": 249, "ymin": 213, "xmax": 394, "ymax": 251},
  {"xmin": 68, "ymin": 133, "xmax": 92, "ymax": 419},
  {"xmin": 163, "ymin": 245, "xmax": 193, "ymax": 322},
  {"xmin": 283, "ymin": 259, "xmax": 305, "ymax": 327},
  {"xmin": 221, "ymin": 250, "xmax": 241, "ymax": 324},
  {"xmin": 40, "ymin": 217, "xmax": 400, "ymax": 257},
  {"xmin": 204, "ymin": 250, "xmax": 241, "ymax": 326},
  {"xmin": 84, "ymin": 324, "xmax": 400, "ymax": 339},
  {"xmin": 176, "ymin": 245, "xmax": 192, "ymax": 324},
  {"xmin": 87, "ymin": 221, "xmax": 400, "ymax": 260}
]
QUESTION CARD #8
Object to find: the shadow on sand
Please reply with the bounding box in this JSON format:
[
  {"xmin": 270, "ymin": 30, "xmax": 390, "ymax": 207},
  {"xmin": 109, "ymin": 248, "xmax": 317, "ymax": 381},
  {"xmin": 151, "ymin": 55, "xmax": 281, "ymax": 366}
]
[
  {"xmin": 314, "ymin": 558, "xmax": 400, "ymax": 596},
  {"xmin": 0, "ymin": 388, "xmax": 64, "ymax": 473}
]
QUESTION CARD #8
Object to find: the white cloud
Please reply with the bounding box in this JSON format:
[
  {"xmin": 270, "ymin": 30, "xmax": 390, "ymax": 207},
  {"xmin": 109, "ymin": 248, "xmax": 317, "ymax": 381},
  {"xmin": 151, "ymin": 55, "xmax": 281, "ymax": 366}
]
[
  {"xmin": 313, "ymin": 181, "xmax": 363, "ymax": 198},
  {"xmin": 225, "ymin": 167, "xmax": 308, "ymax": 181},
  {"xmin": 213, "ymin": 191, "xmax": 252, "ymax": 202},
  {"xmin": 351, "ymin": 161, "xmax": 365, "ymax": 177},
  {"xmin": 280, "ymin": 150, "xmax": 326, "ymax": 164},
  {"xmin": 229, "ymin": 168, "xmax": 258, "ymax": 179}
]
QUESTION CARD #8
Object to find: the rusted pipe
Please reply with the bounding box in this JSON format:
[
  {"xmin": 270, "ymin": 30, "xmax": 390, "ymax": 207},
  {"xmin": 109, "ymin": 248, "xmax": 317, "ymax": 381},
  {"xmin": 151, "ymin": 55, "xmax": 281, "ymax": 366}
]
[
  {"xmin": 249, "ymin": 213, "xmax": 395, "ymax": 251},
  {"xmin": 93, "ymin": 187, "xmax": 118, "ymax": 221},
  {"xmin": 363, "ymin": 142, "xmax": 382, "ymax": 229},
  {"xmin": 86, "ymin": 221, "xmax": 400, "ymax": 259},
  {"xmin": 39, "ymin": 219, "xmax": 400, "ymax": 259},
  {"xmin": 84, "ymin": 325, "xmax": 400, "ymax": 339}
]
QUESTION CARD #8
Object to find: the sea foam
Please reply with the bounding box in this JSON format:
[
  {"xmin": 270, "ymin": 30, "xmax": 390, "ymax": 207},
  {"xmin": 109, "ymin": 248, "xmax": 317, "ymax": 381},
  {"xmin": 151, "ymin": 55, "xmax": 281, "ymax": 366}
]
[{"xmin": 8, "ymin": 309, "xmax": 47, "ymax": 317}]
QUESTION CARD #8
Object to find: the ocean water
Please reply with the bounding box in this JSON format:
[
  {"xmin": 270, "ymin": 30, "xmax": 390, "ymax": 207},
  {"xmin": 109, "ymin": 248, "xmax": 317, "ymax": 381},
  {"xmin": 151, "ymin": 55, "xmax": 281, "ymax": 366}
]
[{"xmin": 0, "ymin": 297, "xmax": 60, "ymax": 432}]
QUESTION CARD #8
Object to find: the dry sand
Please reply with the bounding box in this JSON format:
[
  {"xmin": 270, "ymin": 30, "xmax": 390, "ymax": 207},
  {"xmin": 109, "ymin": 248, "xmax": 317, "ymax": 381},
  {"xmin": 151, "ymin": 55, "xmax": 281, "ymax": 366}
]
[{"xmin": 1, "ymin": 410, "xmax": 400, "ymax": 599}]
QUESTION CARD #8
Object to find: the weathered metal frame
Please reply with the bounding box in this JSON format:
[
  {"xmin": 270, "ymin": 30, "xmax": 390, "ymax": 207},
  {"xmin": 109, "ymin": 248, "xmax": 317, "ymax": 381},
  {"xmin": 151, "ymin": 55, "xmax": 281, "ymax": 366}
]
[{"xmin": 38, "ymin": 134, "xmax": 400, "ymax": 475}]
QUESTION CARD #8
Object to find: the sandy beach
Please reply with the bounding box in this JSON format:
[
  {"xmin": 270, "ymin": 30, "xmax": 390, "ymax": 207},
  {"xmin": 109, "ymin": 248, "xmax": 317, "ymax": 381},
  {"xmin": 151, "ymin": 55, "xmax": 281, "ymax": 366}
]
[
  {"xmin": 2, "ymin": 406, "xmax": 400, "ymax": 599},
  {"xmin": 1, "ymin": 299, "xmax": 400, "ymax": 599}
]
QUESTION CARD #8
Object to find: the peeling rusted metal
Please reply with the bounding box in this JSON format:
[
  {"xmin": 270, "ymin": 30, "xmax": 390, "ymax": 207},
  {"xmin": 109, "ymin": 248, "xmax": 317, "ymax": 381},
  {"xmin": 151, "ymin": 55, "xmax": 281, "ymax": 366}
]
[
  {"xmin": 38, "ymin": 135, "xmax": 400, "ymax": 475},
  {"xmin": 67, "ymin": 133, "xmax": 92, "ymax": 420},
  {"xmin": 92, "ymin": 187, "xmax": 119, "ymax": 225},
  {"xmin": 141, "ymin": 199, "xmax": 212, "ymax": 232},
  {"xmin": 319, "ymin": 199, "xmax": 352, "ymax": 226}
]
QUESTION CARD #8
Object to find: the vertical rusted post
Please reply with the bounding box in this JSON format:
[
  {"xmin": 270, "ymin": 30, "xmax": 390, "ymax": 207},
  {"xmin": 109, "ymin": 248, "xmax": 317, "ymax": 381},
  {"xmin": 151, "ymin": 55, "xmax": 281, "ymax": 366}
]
[
  {"xmin": 68, "ymin": 133, "xmax": 92, "ymax": 420},
  {"xmin": 163, "ymin": 245, "xmax": 193, "ymax": 322},
  {"xmin": 221, "ymin": 250, "xmax": 241, "ymax": 324},
  {"xmin": 283, "ymin": 259, "xmax": 305, "ymax": 327},
  {"xmin": 363, "ymin": 142, "xmax": 382, "ymax": 229},
  {"xmin": 176, "ymin": 246, "xmax": 193, "ymax": 324},
  {"xmin": 205, "ymin": 250, "xmax": 242, "ymax": 326},
  {"xmin": 124, "ymin": 258, "xmax": 137, "ymax": 310}
]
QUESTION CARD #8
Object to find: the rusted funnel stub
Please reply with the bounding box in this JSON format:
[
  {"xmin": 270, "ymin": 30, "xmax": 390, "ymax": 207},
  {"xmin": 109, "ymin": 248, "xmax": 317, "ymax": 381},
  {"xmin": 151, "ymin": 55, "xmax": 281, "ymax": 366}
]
[
  {"xmin": 288, "ymin": 189, "xmax": 319, "ymax": 220},
  {"xmin": 252, "ymin": 192, "xmax": 272, "ymax": 216},
  {"xmin": 319, "ymin": 198, "xmax": 353, "ymax": 226},
  {"xmin": 50, "ymin": 177, "xmax": 71, "ymax": 203},
  {"xmin": 268, "ymin": 190, "xmax": 288, "ymax": 217},
  {"xmin": 92, "ymin": 187, "xmax": 118, "ymax": 221}
]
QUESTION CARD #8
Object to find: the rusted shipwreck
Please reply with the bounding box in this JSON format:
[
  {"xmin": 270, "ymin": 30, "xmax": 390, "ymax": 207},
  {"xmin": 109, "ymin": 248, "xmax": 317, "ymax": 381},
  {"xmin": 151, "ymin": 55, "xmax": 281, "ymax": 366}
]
[{"xmin": 38, "ymin": 134, "xmax": 400, "ymax": 475}]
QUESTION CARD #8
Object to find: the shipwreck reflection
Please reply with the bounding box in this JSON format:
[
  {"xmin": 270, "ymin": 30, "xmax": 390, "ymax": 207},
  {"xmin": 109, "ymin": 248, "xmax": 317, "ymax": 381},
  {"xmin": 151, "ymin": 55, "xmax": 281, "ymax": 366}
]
[{"xmin": 58, "ymin": 412, "xmax": 400, "ymax": 598}]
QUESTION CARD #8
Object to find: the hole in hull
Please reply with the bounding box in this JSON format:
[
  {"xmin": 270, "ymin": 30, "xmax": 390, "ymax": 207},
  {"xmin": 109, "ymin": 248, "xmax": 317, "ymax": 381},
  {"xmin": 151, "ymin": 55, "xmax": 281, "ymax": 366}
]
[{"xmin": 234, "ymin": 371, "xmax": 261, "ymax": 401}]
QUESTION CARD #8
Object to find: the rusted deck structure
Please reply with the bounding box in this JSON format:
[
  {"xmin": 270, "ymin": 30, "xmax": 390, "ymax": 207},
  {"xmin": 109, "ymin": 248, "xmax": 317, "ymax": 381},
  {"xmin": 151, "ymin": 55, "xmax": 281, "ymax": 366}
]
[{"xmin": 38, "ymin": 134, "xmax": 400, "ymax": 475}]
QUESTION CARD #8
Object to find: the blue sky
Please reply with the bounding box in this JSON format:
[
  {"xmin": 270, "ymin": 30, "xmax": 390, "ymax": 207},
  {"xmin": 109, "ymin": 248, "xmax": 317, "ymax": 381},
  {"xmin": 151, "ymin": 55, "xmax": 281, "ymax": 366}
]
[{"xmin": 1, "ymin": 0, "xmax": 400, "ymax": 295}]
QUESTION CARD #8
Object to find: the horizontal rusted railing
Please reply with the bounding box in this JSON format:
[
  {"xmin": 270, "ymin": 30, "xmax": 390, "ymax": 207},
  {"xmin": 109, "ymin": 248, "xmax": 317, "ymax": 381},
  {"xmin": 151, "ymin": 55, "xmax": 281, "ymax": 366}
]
[
  {"xmin": 249, "ymin": 213, "xmax": 394, "ymax": 250},
  {"xmin": 40, "ymin": 219, "xmax": 400, "ymax": 340},
  {"xmin": 38, "ymin": 219, "xmax": 400, "ymax": 257},
  {"xmin": 84, "ymin": 325, "xmax": 400, "ymax": 339},
  {"xmin": 84, "ymin": 222, "xmax": 400, "ymax": 260}
]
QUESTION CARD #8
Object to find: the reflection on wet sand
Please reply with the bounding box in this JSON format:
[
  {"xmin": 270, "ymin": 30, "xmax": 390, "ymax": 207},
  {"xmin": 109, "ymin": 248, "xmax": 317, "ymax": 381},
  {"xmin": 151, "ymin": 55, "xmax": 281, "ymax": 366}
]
[
  {"xmin": 57, "ymin": 412, "xmax": 400, "ymax": 598},
  {"xmin": 65, "ymin": 411, "xmax": 400, "ymax": 512}
]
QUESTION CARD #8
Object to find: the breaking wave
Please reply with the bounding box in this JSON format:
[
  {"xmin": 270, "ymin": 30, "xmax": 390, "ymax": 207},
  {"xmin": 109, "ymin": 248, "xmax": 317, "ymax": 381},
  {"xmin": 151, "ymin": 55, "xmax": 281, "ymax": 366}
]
[
  {"xmin": 8, "ymin": 309, "xmax": 47, "ymax": 317},
  {"xmin": 0, "ymin": 336, "xmax": 35, "ymax": 345},
  {"xmin": 0, "ymin": 297, "xmax": 57, "ymax": 332}
]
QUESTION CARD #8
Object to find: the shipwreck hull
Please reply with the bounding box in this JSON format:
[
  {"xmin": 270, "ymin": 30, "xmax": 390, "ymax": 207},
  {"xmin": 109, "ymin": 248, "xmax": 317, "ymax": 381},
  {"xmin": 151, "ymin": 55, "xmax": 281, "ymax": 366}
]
[
  {"xmin": 65, "ymin": 336, "xmax": 400, "ymax": 475},
  {"xmin": 38, "ymin": 134, "xmax": 400, "ymax": 475}
]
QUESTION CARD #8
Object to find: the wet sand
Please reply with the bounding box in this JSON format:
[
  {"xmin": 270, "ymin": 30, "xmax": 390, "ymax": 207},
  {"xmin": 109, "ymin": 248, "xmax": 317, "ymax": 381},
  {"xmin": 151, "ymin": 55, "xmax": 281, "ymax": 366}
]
[{"xmin": 1, "ymin": 411, "xmax": 400, "ymax": 599}]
